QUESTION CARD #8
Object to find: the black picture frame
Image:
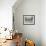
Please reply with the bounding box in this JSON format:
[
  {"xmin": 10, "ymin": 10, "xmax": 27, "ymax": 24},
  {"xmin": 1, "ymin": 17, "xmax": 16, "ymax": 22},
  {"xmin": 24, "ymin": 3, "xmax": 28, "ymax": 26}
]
[{"xmin": 23, "ymin": 15, "xmax": 35, "ymax": 25}]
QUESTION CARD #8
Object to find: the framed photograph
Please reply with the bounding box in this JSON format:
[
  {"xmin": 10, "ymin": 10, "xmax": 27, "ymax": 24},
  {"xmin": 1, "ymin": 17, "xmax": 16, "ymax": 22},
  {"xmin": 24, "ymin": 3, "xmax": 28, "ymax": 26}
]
[{"xmin": 23, "ymin": 15, "xmax": 35, "ymax": 25}]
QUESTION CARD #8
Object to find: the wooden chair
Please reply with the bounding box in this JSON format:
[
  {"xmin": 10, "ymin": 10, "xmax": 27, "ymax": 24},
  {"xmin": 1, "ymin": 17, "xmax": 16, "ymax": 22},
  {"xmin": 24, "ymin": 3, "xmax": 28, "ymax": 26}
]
[{"xmin": 14, "ymin": 33, "xmax": 23, "ymax": 46}]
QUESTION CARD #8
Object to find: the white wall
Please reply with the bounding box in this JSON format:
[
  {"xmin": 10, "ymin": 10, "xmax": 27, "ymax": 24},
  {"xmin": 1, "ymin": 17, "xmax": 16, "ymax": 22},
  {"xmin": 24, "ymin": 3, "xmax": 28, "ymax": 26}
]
[
  {"xmin": 41, "ymin": 0, "xmax": 46, "ymax": 46},
  {"xmin": 0, "ymin": 0, "xmax": 16, "ymax": 30},
  {"xmin": 13, "ymin": 0, "xmax": 41, "ymax": 46}
]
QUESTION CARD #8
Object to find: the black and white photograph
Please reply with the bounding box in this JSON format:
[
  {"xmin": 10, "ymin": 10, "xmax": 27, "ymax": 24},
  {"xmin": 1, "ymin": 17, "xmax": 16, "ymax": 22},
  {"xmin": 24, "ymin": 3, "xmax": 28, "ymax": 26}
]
[{"xmin": 0, "ymin": 0, "xmax": 46, "ymax": 46}]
